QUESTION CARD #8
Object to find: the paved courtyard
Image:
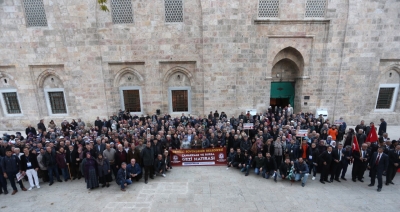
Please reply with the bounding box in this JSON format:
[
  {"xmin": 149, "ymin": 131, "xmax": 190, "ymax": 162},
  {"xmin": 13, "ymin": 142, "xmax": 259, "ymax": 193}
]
[
  {"xmin": 0, "ymin": 161, "xmax": 399, "ymax": 212},
  {"xmin": 0, "ymin": 126, "xmax": 399, "ymax": 212}
]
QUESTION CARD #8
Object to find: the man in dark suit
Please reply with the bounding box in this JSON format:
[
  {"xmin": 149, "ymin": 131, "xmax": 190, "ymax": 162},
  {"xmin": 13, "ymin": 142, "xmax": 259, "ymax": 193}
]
[
  {"xmin": 319, "ymin": 146, "xmax": 333, "ymax": 184},
  {"xmin": 352, "ymin": 143, "xmax": 370, "ymax": 182},
  {"xmin": 286, "ymin": 139, "xmax": 299, "ymax": 162},
  {"xmin": 25, "ymin": 125, "xmax": 37, "ymax": 136},
  {"xmin": 94, "ymin": 138, "xmax": 106, "ymax": 157},
  {"xmin": 329, "ymin": 144, "xmax": 341, "ymax": 182},
  {"xmin": 37, "ymin": 119, "xmax": 46, "ymax": 133},
  {"xmin": 378, "ymin": 118, "xmax": 386, "ymax": 137},
  {"xmin": 94, "ymin": 117, "xmax": 102, "ymax": 131},
  {"xmin": 66, "ymin": 145, "xmax": 78, "ymax": 180},
  {"xmin": 385, "ymin": 144, "xmax": 400, "ymax": 185},
  {"xmin": 368, "ymin": 146, "xmax": 389, "ymax": 192},
  {"xmin": 337, "ymin": 145, "xmax": 352, "ymax": 181},
  {"xmin": 333, "ymin": 144, "xmax": 347, "ymax": 182}
]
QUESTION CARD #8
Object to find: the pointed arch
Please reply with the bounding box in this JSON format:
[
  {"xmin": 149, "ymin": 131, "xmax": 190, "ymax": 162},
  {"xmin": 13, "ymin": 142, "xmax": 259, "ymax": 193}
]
[
  {"xmin": 376, "ymin": 64, "xmax": 400, "ymax": 84},
  {"xmin": 113, "ymin": 67, "xmax": 144, "ymax": 87},
  {"xmin": 37, "ymin": 69, "xmax": 63, "ymax": 88},
  {"xmin": 272, "ymin": 46, "xmax": 305, "ymax": 74},
  {"xmin": 163, "ymin": 66, "xmax": 194, "ymax": 85},
  {"xmin": 0, "ymin": 71, "xmax": 17, "ymax": 88}
]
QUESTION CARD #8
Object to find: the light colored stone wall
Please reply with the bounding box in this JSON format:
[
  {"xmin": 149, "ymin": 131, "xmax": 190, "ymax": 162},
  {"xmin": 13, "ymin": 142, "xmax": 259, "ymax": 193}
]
[{"xmin": 0, "ymin": 0, "xmax": 399, "ymax": 130}]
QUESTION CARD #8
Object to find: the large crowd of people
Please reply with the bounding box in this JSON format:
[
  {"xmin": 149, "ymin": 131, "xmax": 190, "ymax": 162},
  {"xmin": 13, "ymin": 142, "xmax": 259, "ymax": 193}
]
[{"xmin": 1, "ymin": 106, "xmax": 399, "ymax": 195}]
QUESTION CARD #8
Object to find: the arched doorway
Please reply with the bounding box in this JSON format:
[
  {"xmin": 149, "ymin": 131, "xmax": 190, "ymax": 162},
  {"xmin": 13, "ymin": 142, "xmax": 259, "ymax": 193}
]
[{"xmin": 270, "ymin": 47, "xmax": 304, "ymax": 112}]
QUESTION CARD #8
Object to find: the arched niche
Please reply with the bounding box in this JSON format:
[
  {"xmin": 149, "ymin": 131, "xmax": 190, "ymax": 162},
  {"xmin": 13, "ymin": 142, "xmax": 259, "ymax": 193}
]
[{"xmin": 114, "ymin": 67, "xmax": 144, "ymax": 87}]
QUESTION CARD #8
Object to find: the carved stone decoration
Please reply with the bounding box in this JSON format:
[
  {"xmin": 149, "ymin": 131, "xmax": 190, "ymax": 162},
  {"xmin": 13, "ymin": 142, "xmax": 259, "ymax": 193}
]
[
  {"xmin": 42, "ymin": 75, "xmax": 63, "ymax": 89},
  {"xmin": 119, "ymin": 73, "xmax": 139, "ymax": 87},
  {"xmin": 168, "ymin": 72, "xmax": 190, "ymax": 87},
  {"xmin": 0, "ymin": 70, "xmax": 17, "ymax": 88}
]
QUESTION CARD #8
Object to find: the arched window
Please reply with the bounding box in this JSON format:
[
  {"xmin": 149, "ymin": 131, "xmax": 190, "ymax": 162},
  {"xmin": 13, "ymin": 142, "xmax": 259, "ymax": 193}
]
[
  {"xmin": 0, "ymin": 73, "xmax": 22, "ymax": 116},
  {"xmin": 40, "ymin": 74, "xmax": 68, "ymax": 115},
  {"xmin": 114, "ymin": 68, "xmax": 144, "ymax": 114}
]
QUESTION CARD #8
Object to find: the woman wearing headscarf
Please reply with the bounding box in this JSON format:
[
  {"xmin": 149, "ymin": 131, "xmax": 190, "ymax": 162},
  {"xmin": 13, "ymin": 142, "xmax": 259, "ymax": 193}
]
[
  {"xmin": 96, "ymin": 154, "xmax": 111, "ymax": 188},
  {"xmin": 81, "ymin": 152, "xmax": 99, "ymax": 189}
]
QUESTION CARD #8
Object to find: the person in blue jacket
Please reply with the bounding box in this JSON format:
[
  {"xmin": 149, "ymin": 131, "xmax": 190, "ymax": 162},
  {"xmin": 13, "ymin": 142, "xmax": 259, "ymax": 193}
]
[{"xmin": 126, "ymin": 158, "xmax": 142, "ymax": 182}]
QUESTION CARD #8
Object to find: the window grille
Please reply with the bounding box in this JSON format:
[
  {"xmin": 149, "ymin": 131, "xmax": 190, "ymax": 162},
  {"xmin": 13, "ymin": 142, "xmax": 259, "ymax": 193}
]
[
  {"xmin": 375, "ymin": 88, "xmax": 395, "ymax": 109},
  {"xmin": 48, "ymin": 92, "xmax": 67, "ymax": 114},
  {"xmin": 2, "ymin": 92, "xmax": 21, "ymax": 114},
  {"xmin": 22, "ymin": 0, "xmax": 48, "ymax": 27},
  {"xmin": 305, "ymin": 0, "xmax": 326, "ymax": 18},
  {"xmin": 165, "ymin": 0, "xmax": 183, "ymax": 22},
  {"xmin": 172, "ymin": 90, "xmax": 188, "ymax": 112},
  {"xmin": 123, "ymin": 90, "xmax": 141, "ymax": 112},
  {"xmin": 258, "ymin": 0, "xmax": 279, "ymax": 18},
  {"xmin": 111, "ymin": 0, "xmax": 134, "ymax": 24}
]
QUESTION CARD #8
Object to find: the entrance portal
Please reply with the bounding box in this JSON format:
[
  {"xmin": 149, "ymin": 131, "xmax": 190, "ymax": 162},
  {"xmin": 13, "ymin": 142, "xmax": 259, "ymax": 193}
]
[
  {"xmin": 270, "ymin": 82, "xmax": 295, "ymax": 111},
  {"xmin": 269, "ymin": 47, "xmax": 305, "ymax": 112}
]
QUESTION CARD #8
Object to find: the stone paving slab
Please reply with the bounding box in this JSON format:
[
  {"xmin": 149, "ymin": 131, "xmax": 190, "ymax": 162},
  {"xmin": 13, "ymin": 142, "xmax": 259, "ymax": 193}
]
[{"xmin": 0, "ymin": 164, "xmax": 399, "ymax": 212}]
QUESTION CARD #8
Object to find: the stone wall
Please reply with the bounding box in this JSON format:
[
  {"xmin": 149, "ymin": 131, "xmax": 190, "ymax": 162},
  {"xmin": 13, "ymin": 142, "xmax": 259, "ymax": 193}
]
[{"xmin": 0, "ymin": 0, "xmax": 399, "ymax": 130}]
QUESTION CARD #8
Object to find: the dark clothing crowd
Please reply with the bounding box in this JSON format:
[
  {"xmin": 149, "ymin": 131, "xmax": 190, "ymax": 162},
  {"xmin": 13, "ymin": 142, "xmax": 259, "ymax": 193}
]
[{"xmin": 0, "ymin": 108, "xmax": 399, "ymax": 194}]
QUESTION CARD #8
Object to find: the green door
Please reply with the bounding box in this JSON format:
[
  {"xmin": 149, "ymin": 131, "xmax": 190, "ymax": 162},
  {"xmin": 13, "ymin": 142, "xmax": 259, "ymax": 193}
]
[{"xmin": 270, "ymin": 82, "xmax": 295, "ymax": 108}]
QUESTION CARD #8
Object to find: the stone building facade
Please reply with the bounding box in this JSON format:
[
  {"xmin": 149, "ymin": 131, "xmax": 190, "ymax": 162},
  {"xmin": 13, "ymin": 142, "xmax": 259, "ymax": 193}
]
[{"xmin": 0, "ymin": 0, "xmax": 399, "ymax": 130}]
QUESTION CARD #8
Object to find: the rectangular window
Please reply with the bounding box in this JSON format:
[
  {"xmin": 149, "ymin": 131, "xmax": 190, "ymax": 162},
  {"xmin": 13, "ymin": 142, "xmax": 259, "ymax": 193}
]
[
  {"xmin": 305, "ymin": 0, "xmax": 326, "ymax": 18},
  {"xmin": 165, "ymin": 0, "xmax": 184, "ymax": 23},
  {"xmin": 375, "ymin": 88, "xmax": 395, "ymax": 109},
  {"xmin": 22, "ymin": 0, "xmax": 48, "ymax": 27},
  {"xmin": 2, "ymin": 92, "xmax": 21, "ymax": 114},
  {"xmin": 258, "ymin": 0, "xmax": 279, "ymax": 18},
  {"xmin": 123, "ymin": 90, "xmax": 141, "ymax": 112},
  {"xmin": 111, "ymin": 0, "xmax": 134, "ymax": 24},
  {"xmin": 48, "ymin": 91, "xmax": 67, "ymax": 114},
  {"xmin": 172, "ymin": 90, "xmax": 188, "ymax": 112}
]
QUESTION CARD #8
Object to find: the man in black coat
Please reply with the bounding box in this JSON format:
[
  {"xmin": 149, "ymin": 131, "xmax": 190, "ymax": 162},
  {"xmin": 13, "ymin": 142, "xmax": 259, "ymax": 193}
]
[
  {"xmin": 141, "ymin": 142, "xmax": 155, "ymax": 184},
  {"xmin": 279, "ymin": 158, "xmax": 293, "ymax": 180},
  {"xmin": 232, "ymin": 149, "xmax": 245, "ymax": 168},
  {"xmin": 2, "ymin": 148, "xmax": 27, "ymax": 194},
  {"xmin": 66, "ymin": 145, "xmax": 79, "ymax": 180},
  {"xmin": 378, "ymin": 118, "xmax": 387, "ymax": 137},
  {"xmin": 154, "ymin": 154, "xmax": 166, "ymax": 177},
  {"xmin": 42, "ymin": 146, "xmax": 62, "ymax": 185},
  {"xmin": 385, "ymin": 144, "xmax": 400, "ymax": 186},
  {"xmin": 337, "ymin": 145, "xmax": 352, "ymax": 181},
  {"xmin": 329, "ymin": 144, "xmax": 342, "ymax": 182},
  {"xmin": 263, "ymin": 153, "xmax": 277, "ymax": 182},
  {"xmin": 352, "ymin": 143, "xmax": 370, "ymax": 182},
  {"xmin": 25, "ymin": 125, "xmax": 37, "ymax": 136},
  {"xmin": 286, "ymin": 139, "xmax": 299, "ymax": 162},
  {"xmin": 37, "ymin": 119, "xmax": 46, "ymax": 133},
  {"xmin": 94, "ymin": 117, "xmax": 102, "ymax": 131},
  {"xmin": 368, "ymin": 146, "xmax": 389, "ymax": 192},
  {"xmin": 319, "ymin": 146, "xmax": 333, "ymax": 184}
]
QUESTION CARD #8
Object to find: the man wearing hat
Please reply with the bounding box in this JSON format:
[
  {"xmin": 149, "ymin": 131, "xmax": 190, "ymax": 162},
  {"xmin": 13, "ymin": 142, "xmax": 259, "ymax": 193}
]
[{"xmin": 1, "ymin": 147, "xmax": 27, "ymax": 195}]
